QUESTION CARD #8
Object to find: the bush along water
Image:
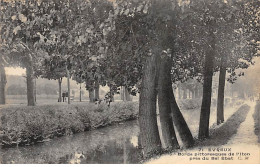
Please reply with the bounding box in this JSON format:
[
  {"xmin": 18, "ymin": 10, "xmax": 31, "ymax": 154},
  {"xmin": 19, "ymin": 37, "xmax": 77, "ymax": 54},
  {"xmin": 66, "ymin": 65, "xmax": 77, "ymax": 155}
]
[{"xmin": 0, "ymin": 102, "xmax": 138, "ymax": 147}]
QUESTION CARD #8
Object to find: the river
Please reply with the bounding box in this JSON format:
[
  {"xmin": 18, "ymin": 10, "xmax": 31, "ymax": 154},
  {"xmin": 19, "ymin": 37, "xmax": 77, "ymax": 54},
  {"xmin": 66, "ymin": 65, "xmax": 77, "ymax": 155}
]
[{"xmin": 0, "ymin": 120, "xmax": 142, "ymax": 164}]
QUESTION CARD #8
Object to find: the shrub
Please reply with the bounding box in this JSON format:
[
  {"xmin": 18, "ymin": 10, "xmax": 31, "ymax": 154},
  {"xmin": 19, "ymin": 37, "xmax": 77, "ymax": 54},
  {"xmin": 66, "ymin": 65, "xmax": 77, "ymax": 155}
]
[
  {"xmin": 0, "ymin": 102, "xmax": 138, "ymax": 147},
  {"xmin": 178, "ymin": 99, "xmax": 202, "ymax": 110}
]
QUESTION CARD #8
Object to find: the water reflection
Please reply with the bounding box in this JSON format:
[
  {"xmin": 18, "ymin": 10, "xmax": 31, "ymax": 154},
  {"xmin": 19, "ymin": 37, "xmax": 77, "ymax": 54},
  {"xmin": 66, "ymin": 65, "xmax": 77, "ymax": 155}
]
[{"xmin": 0, "ymin": 120, "xmax": 142, "ymax": 164}]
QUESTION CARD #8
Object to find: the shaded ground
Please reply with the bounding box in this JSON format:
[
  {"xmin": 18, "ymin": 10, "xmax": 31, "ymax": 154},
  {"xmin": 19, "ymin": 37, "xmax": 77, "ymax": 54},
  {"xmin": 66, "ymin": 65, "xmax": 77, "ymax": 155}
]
[
  {"xmin": 147, "ymin": 102, "xmax": 259, "ymax": 164},
  {"xmin": 196, "ymin": 105, "xmax": 250, "ymax": 146},
  {"xmin": 181, "ymin": 104, "xmax": 241, "ymax": 139}
]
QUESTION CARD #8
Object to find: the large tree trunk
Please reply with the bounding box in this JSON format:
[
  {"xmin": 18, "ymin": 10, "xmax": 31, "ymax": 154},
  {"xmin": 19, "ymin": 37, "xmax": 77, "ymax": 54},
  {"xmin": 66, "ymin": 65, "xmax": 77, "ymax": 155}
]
[
  {"xmin": 198, "ymin": 24, "xmax": 215, "ymax": 139},
  {"xmin": 169, "ymin": 83, "xmax": 195, "ymax": 148},
  {"xmin": 58, "ymin": 78, "xmax": 62, "ymax": 102},
  {"xmin": 26, "ymin": 58, "xmax": 36, "ymax": 106},
  {"xmin": 89, "ymin": 89, "xmax": 95, "ymax": 102},
  {"xmin": 94, "ymin": 81, "xmax": 99, "ymax": 100},
  {"xmin": 0, "ymin": 65, "xmax": 7, "ymax": 104},
  {"xmin": 217, "ymin": 57, "xmax": 227, "ymax": 125},
  {"xmin": 139, "ymin": 53, "xmax": 162, "ymax": 157},
  {"xmin": 66, "ymin": 66, "xmax": 71, "ymax": 104},
  {"xmin": 158, "ymin": 55, "xmax": 179, "ymax": 150}
]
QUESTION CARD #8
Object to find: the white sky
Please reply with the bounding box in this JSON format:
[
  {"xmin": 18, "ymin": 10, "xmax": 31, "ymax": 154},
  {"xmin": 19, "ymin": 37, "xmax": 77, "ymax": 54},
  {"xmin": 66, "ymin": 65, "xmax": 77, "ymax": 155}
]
[{"xmin": 5, "ymin": 67, "xmax": 26, "ymax": 76}]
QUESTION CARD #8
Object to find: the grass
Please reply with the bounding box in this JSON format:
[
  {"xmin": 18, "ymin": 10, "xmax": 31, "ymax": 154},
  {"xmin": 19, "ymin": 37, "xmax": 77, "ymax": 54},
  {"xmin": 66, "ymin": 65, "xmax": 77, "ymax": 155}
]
[
  {"xmin": 253, "ymin": 100, "xmax": 260, "ymax": 143},
  {"xmin": 0, "ymin": 102, "xmax": 138, "ymax": 147}
]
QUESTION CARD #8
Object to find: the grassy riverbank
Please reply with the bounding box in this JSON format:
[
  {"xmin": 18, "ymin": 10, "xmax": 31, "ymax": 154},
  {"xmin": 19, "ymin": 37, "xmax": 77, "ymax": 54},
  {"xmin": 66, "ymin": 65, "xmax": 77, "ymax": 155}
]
[{"xmin": 0, "ymin": 102, "xmax": 138, "ymax": 147}]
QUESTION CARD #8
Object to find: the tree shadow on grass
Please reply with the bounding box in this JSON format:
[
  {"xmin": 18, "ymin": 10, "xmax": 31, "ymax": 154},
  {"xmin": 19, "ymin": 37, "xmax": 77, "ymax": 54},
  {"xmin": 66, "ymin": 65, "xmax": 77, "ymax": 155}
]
[{"xmin": 196, "ymin": 104, "xmax": 250, "ymax": 147}]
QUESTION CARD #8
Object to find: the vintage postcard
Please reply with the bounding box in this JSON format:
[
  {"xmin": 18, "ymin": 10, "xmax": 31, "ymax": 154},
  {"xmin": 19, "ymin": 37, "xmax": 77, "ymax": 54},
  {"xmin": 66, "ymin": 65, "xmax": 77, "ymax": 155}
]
[{"xmin": 0, "ymin": 0, "xmax": 259, "ymax": 164}]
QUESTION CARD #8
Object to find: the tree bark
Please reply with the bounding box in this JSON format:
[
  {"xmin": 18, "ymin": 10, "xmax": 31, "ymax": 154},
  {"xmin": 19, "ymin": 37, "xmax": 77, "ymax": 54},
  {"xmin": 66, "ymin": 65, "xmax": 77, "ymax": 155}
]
[
  {"xmin": 158, "ymin": 55, "xmax": 179, "ymax": 150},
  {"xmin": 26, "ymin": 57, "xmax": 36, "ymax": 106},
  {"xmin": 169, "ymin": 83, "xmax": 195, "ymax": 147},
  {"xmin": 121, "ymin": 86, "xmax": 125, "ymax": 100},
  {"xmin": 108, "ymin": 86, "xmax": 115, "ymax": 102},
  {"xmin": 139, "ymin": 53, "xmax": 162, "ymax": 157},
  {"xmin": 89, "ymin": 89, "xmax": 95, "ymax": 102},
  {"xmin": 94, "ymin": 81, "xmax": 99, "ymax": 100},
  {"xmin": 0, "ymin": 64, "xmax": 7, "ymax": 104},
  {"xmin": 79, "ymin": 83, "xmax": 82, "ymax": 102},
  {"xmin": 58, "ymin": 78, "xmax": 62, "ymax": 102},
  {"xmin": 66, "ymin": 66, "xmax": 71, "ymax": 104},
  {"xmin": 217, "ymin": 57, "xmax": 227, "ymax": 125},
  {"xmin": 198, "ymin": 24, "xmax": 215, "ymax": 139}
]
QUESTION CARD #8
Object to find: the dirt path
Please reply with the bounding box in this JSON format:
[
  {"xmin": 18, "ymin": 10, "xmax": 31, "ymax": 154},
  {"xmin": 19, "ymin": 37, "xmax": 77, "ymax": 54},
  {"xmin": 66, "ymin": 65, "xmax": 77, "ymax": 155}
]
[
  {"xmin": 222, "ymin": 101, "xmax": 259, "ymax": 163},
  {"xmin": 227, "ymin": 101, "xmax": 258, "ymax": 145},
  {"xmin": 146, "ymin": 102, "xmax": 259, "ymax": 164}
]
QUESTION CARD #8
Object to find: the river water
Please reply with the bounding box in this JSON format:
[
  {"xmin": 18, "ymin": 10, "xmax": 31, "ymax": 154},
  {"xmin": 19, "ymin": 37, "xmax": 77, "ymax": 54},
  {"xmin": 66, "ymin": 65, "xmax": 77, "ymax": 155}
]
[{"xmin": 0, "ymin": 120, "xmax": 142, "ymax": 164}]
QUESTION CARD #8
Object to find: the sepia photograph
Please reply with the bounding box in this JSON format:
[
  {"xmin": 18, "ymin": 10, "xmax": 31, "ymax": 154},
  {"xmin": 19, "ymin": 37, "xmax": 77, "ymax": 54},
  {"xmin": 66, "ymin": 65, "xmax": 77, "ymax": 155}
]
[{"xmin": 0, "ymin": 0, "xmax": 259, "ymax": 164}]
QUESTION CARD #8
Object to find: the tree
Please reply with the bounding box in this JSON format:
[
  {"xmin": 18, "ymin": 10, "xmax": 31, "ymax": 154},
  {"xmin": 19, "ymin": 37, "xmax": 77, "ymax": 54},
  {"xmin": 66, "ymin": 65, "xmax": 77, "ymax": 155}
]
[
  {"xmin": 106, "ymin": 0, "xmax": 196, "ymax": 156},
  {"xmin": 0, "ymin": 0, "xmax": 55, "ymax": 106},
  {"xmin": 158, "ymin": 52, "xmax": 179, "ymax": 150},
  {"xmin": 121, "ymin": 86, "xmax": 132, "ymax": 101},
  {"xmin": 39, "ymin": 56, "xmax": 66, "ymax": 102},
  {"xmin": 0, "ymin": 62, "xmax": 7, "ymax": 104},
  {"xmin": 0, "ymin": 53, "xmax": 8, "ymax": 104},
  {"xmin": 186, "ymin": 0, "xmax": 259, "ymax": 137},
  {"xmin": 214, "ymin": 0, "xmax": 259, "ymax": 125}
]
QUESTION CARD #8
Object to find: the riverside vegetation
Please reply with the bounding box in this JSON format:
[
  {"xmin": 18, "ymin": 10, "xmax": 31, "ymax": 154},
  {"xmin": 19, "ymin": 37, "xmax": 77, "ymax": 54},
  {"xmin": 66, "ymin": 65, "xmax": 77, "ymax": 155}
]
[{"xmin": 0, "ymin": 102, "xmax": 138, "ymax": 147}]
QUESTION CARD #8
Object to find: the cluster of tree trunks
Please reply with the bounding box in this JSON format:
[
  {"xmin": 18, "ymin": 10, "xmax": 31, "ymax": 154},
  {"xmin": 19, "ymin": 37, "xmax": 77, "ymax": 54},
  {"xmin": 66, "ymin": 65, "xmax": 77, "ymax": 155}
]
[
  {"xmin": 139, "ymin": 52, "xmax": 195, "ymax": 157},
  {"xmin": 178, "ymin": 87, "xmax": 202, "ymax": 100},
  {"xmin": 158, "ymin": 55, "xmax": 179, "ymax": 149}
]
